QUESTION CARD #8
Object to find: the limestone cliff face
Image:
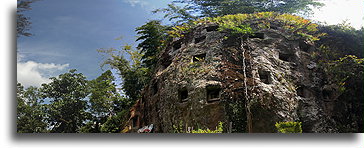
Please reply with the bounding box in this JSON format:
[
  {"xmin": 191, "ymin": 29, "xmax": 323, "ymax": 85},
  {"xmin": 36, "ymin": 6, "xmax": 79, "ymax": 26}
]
[{"xmin": 131, "ymin": 23, "xmax": 362, "ymax": 133}]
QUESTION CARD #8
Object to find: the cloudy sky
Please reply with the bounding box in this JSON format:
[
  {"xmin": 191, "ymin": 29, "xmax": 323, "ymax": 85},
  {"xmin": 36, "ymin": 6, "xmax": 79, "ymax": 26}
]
[
  {"xmin": 17, "ymin": 0, "xmax": 170, "ymax": 87},
  {"xmin": 17, "ymin": 0, "xmax": 364, "ymax": 88}
]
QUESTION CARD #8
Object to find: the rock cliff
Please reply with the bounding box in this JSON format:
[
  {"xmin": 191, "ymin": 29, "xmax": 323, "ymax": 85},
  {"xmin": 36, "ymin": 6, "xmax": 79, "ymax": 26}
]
[{"xmin": 126, "ymin": 13, "xmax": 363, "ymax": 133}]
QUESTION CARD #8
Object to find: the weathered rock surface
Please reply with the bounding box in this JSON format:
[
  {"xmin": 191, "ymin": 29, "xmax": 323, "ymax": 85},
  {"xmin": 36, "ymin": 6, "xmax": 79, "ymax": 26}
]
[{"xmin": 129, "ymin": 23, "xmax": 362, "ymax": 133}]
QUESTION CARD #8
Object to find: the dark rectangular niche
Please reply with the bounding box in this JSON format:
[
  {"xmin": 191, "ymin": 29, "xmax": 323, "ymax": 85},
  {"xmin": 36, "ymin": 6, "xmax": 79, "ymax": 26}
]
[
  {"xmin": 299, "ymin": 40, "xmax": 310, "ymax": 52},
  {"xmin": 258, "ymin": 70, "xmax": 271, "ymax": 84},
  {"xmin": 195, "ymin": 36, "xmax": 206, "ymax": 44},
  {"xmin": 173, "ymin": 41, "xmax": 182, "ymax": 51},
  {"xmin": 193, "ymin": 53, "xmax": 206, "ymax": 62},
  {"xmin": 206, "ymin": 85, "xmax": 221, "ymax": 103},
  {"xmin": 161, "ymin": 58, "xmax": 172, "ymax": 70},
  {"xmin": 152, "ymin": 83, "xmax": 158, "ymax": 95},
  {"xmin": 249, "ymin": 33, "xmax": 265, "ymax": 39},
  {"xmin": 205, "ymin": 25, "xmax": 219, "ymax": 32},
  {"xmin": 279, "ymin": 52, "xmax": 292, "ymax": 62},
  {"xmin": 178, "ymin": 88, "xmax": 188, "ymax": 103},
  {"xmin": 297, "ymin": 86, "xmax": 313, "ymax": 98},
  {"xmin": 132, "ymin": 116, "xmax": 138, "ymax": 128}
]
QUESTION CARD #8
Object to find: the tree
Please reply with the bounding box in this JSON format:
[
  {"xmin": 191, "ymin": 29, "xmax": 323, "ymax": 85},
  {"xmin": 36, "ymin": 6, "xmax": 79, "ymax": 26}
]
[
  {"xmin": 322, "ymin": 55, "xmax": 364, "ymax": 132},
  {"xmin": 136, "ymin": 20, "xmax": 169, "ymax": 70},
  {"xmin": 99, "ymin": 110, "xmax": 129, "ymax": 133},
  {"xmin": 317, "ymin": 23, "xmax": 364, "ymax": 58},
  {"xmin": 152, "ymin": 3, "xmax": 198, "ymax": 24},
  {"xmin": 89, "ymin": 70, "xmax": 119, "ymax": 118},
  {"xmin": 99, "ymin": 45, "xmax": 149, "ymax": 101},
  {"xmin": 17, "ymin": 83, "xmax": 47, "ymax": 133},
  {"xmin": 41, "ymin": 69, "xmax": 90, "ymax": 133},
  {"xmin": 17, "ymin": 0, "xmax": 38, "ymax": 37},
  {"xmin": 157, "ymin": 0, "xmax": 323, "ymax": 23},
  {"xmin": 82, "ymin": 70, "xmax": 132, "ymax": 133},
  {"xmin": 99, "ymin": 21, "xmax": 169, "ymax": 102},
  {"xmin": 179, "ymin": 0, "xmax": 323, "ymax": 17}
]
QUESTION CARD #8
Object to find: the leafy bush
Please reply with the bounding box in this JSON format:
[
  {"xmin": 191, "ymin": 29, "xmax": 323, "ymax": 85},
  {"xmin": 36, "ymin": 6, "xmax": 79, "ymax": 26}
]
[
  {"xmin": 317, "ymin": 23, "xmax": 364, "ymax": 58},
  {"xmin": 173, "ymin": 121, "xmax": 224, "ymax": 133},
  {"xmin": 191, "ymin": 122, "xmax": 224, "ymax": 133},
  {"xmin": 275, "ymin": 121, "xmax": 302, "ymax": 133},
  {"xmin": 324, "ymin": 55, "xmax": 364, "ymax": 93},
  {"xmin": 100, "ymin": 110, "xmax": 128, "ymax": 133}
]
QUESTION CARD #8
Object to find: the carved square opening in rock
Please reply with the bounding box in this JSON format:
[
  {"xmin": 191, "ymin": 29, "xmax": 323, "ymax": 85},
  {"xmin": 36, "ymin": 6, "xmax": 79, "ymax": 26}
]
[
  {"xmin": 161, "ymin": 57, "xmax": 172, "ymax": 69},
  {"xmin": 193, "ymin": 53, "xmax": 206, "ymax": 62},
  {"xmin": 205, "ymin": 25, "xmax": 219, "ymax": 32},
  {"xmin": 178, "ymin": 88, "xmax": 188, "ymax": 103},
  {"xmin": 195, "ymin": 36, "xmax": 206, "ymax": 44},
  {"xmin": 297, "ymin": 86, "xmax": 314, "ymax": 98},
  {"xmin": 223, "ymin": 35, "xmax": 240, "ymax": 47},
  {"xmin": 206, "ymin": 85, "xmax": 221, "ymax": 103},
  {"xmin": 152, "ymin": 83, "xmax": 158, "ymax": 95},
  {"xmin": 279, "ymin": 52, "xmax": 292, "ymax": 62},
  {"xmin": 259, "ymin": 70, "xmax": 271, "ymax": 84},
  {"xmin": 322, "ymin": 89, "xmax": 332, "ymax": 99},
  {"xmin": 132, "ymin": 116, "xmax": 138, "ymax": 128},
  {"xmin": 299, "ymin": 40, "xmax": 310, "ymax": 52},
  {"xmin": 173, "ymin": 41, "xmax": 182, "ymax": 51},
  {"xmin": 249, "ymin": 33, "xmax": 265, "ymax": 39}
]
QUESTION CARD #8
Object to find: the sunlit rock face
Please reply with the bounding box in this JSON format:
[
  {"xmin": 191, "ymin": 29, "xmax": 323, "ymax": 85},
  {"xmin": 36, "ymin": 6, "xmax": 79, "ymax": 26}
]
[{"xmin": 132, "ymin": 23, "xmax": 361, "ymax": 133}]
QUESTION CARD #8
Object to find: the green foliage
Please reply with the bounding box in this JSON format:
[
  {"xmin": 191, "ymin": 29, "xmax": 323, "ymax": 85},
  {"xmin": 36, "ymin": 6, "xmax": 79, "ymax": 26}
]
[
  {"xmin": 171, "ymin": 0, "xmax": 323, "ymax": 18},
  {"xmin": 152, "ymin": 3, "xmax": 198, "ymax": 24},
  {"xmin": 226, "ymin": 101, "xmax": 247, "ymax": 133},
  {"xmin": 17, "ymin": 83, "xmax": 48, "ymax": 133},
  {"xmin": 17, "ymin": 0, "xmax": 38, "ymax": 37},
  {"xmin": 324, "ymin": 55, "xmax": 364, "ymax": 93},
  {"xmin": 17, "ymin": 68, "xmax": 134, "ymax": 133},
  {"xmin": 275, "ymin": 121, "xmax": 302, "ymax": 133},
  {"xmin": 312, "ymin": 29, "xmax": 364, "ymax": 132},
  {"xmin": 220, "ymin": 24, "xmax": 254, "ymax": 39},
  {"xmin": 136, "ymin": 20, "xmax": 169, "ymax": 70},
  {"xmin": 324, "ymin": 55, "xmax": 364, "ymax": 132},
  {"xmin": 41, "ymin": 69, "xmax": 90, "ymax": 133},
  {"xmin": 169, "ymin": 12, "xmax": 321, "ymax": 42},
  {"xmin": 173, "ymin": 121, "xmax": 224, "ymax": 133},
  {"xmin": 191, "ymin": 122, "xmax": 224, "ymax": 133},
  {"xmin": 172, "ymin": 120, "xmax": 185, "ymax": 133},
  {"xmin": 99, "ymin": 45, "xmax": 149, "ymax": 101},
  {"xmin": 78, "ymin": 121, "xmax": 101, "ymax": 133},
  {"xmin": 89, "ymin": 70, "xmax": 127, "ymax": 117},
  {"xmin": 100, "ymin": 110, "xmax": 129, "ymax": 133},
  {"xmin": 212, "ymin": 12, "xmax": 320, "ymax": 41},
  {"xmin": 81, "ymin": 70, "xmax": 132, "ymax": 133},
  {"xmin": 317, "ymin": 23, "xmax": 364, "ymax": 58},
  {"xmin": 312, "ymin": 24, "xmax": 364, "ymax": 125},
  {"xmin": 168, "ymin": 25, "xmax": 192, "ymax": 38}
]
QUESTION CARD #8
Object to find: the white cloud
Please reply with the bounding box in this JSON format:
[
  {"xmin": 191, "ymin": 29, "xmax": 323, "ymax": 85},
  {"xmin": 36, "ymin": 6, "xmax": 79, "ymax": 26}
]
[
  {"xmin": 312, "ymin": 0, "xmax": 364, "ymax": 29},
  {"xmin": 123, "ymin": 0, "xmax": 149, "ymax": 7},
  {"xmin": 37, "ymin": 63, "xmax": 69, "ymax": 71},
  {"xmin": 122, "ymin": 0, "xmax": 169, "ymax": 10},
  {"xmin": 17, "ymin": 55, "xmax": 69, "ymax": 88}
]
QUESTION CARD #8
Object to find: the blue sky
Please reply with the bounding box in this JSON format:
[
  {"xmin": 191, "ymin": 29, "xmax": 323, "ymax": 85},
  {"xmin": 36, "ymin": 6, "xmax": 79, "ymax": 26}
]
[
  {"xmin": 17, "ymin": 0, "xmax": 171, "ymax": 87},
  {"xmin": 17, "ymin": 0, "xmax": 363, "ymax": 87}
]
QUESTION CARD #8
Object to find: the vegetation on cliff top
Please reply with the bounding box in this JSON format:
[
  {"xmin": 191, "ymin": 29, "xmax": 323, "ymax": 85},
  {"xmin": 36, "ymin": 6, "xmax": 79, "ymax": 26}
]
[{"xmin": 169, "ymin": 12, "xmax": 323, "ymax": 42}]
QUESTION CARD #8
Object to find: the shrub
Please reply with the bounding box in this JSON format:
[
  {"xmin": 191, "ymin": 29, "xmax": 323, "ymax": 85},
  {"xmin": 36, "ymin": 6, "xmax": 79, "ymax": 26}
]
[
  {"xmin": 275, "ymin": 121, "xmax": 302, "ymax": 133},
  {"xmin": 191, "ymin": 121, "xmax": 224, "ymax": 133}
]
